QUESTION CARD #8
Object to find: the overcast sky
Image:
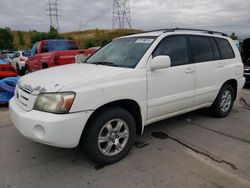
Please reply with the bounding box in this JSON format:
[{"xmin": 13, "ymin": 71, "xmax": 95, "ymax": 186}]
[{"xmin": 0, "ymin": 0, "xmax": 250, "ymax": 37}]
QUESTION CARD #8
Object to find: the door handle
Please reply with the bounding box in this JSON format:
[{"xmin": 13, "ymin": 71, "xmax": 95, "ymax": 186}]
[
  {"xmin": 185, "ymin": 68, "xmax": 195, "ymax": 74},
  {"xmin": 217, "ymin": 62, "xmax": 224, "ymax": 68}
]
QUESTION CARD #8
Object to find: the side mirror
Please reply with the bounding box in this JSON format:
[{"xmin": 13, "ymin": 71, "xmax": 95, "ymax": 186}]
[{"xmin": 149, "ymin": 55, "xmax": 171, "ymax": 70}]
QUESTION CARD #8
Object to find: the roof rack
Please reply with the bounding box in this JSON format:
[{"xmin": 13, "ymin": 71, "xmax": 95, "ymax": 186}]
[{"xmin": 143, "ymin": 27, "xmax": 228, "ymax": 36}]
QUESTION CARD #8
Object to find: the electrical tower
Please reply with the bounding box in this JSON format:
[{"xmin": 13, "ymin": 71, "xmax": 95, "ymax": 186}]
[
  {"xmin": 46, "ymin": 0, "xmax": 60, "ymax": 31},
  {"xmin": 112, "ymin": 0, "xmax": 132, "ymax": 29}
]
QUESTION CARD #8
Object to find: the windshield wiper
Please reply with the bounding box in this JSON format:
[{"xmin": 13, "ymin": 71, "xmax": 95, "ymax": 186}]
[{"xmin": 90, "ymin": 61, "xmax": 118, "ymax": 67}]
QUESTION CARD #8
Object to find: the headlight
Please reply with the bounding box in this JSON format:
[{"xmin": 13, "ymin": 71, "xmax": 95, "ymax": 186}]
[{"xmin": 33, "ymin": 92, "xmax": 76, "ymax": 114}]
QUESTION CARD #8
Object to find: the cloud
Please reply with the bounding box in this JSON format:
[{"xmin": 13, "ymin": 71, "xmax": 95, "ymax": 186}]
[{"xmin": 0, "ymin": 0, "xmax": 249, "ymax": 37}]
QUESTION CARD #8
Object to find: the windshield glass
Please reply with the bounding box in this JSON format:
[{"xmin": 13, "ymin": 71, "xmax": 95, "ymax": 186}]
[
  {"xmin": 31, "ymin": 43, "xmax": 38, "ymax": 56},
  {"xmin": 22, "ymin": 51, "xmax": 31, "ymax": 57},
  {"xmin": 86, "ymin": 37, "xmax": 156, "ymax": 68}
]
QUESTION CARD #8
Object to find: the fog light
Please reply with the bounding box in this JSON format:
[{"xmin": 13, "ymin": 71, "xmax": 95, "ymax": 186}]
[{"xmin": 33, "ymin": 125, "xmax": 45, "ymax": 139}]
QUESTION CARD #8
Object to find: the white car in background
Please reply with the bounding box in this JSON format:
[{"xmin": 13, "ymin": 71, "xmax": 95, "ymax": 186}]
[{"xmin": 11, "ymin": 51, "xmax": 30, "ymax": 75}]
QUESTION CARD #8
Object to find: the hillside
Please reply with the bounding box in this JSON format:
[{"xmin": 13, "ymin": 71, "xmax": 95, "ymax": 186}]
[{"xmin": 12, "ymin": 29, "xmax": 143, "ymax": 50}]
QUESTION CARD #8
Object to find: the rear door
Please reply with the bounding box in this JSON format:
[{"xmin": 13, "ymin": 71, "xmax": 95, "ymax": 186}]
[
  {"xmin": 147, "ymin": 35, "xmax": 195, "ymax": 121},
  {"xmin": 189, "ymin": 35, "xmax": 235, "ymax": 106}
]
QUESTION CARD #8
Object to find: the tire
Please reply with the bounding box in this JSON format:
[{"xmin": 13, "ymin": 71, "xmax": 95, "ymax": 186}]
[
  {"xmin": 84, "ymin": 107, "xmax": 136, "ymax": 165},
  {"xmin": 210, "ymin": 84, "xmax": 235, "ymax": 118},
  {"xmin": 42, "ymin": 63, "xmax": 48, "ymax": 69},
  {"xmin": 19, "ymin": 66, "xmax": 26, "ymax": 76},
  {"xmin": 16, "ymin": 64, "xmax": 20, "ymax": 75}
]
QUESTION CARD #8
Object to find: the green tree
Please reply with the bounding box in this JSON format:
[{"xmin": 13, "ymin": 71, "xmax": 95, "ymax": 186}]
[
  {"xmin": 84, "ymin": 37, "xmax": 96, "ymax": 48},
  {"xmin": 230, "ymin": 32, "xmax": 238, "ymax": 40},
  {"xmin": 0, "ymin": 27, "xmax": 14, "ymax": 50},
  {"xmin": 17, "ymin": 31, "xmax": 25, "ymax": 46},
  {"xmin": 29, "ymin": 26, "xmax": 64, "ymax": 46}
]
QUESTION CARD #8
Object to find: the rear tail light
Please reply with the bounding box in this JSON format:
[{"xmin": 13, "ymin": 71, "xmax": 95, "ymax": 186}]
[{"xmin": 19, "ymin": 57, "xmax": 26, "ymax": 61}]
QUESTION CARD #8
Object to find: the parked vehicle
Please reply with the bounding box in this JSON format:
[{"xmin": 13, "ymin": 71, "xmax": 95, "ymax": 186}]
[
  {"xmin": 0, "ymin": 77, "xmax": 19, "ymax": 103},
  {"xmin": 241, "ymin": 38, "xmax": 250, "ymax": 84},
  {"xmin": 75, "ymin": 47, "xmax": 100, "ymax": 63},
  {"xmin": 9, "ymin": 28, "xmax": 245, "ymax": 165},
  {"xmin": 11, "ymin": 51, "xmax": 30, "ymax": 75},
  {"xmin": 3, "ymin": 53, "xmax": 15, "ymax": 64},
  {"xmin": 0, "ymin": 59, "xmax": 17, "ymax": 79},
  {"xmin": 26, "ymin": 39, "xmax": 96, "ymax": 72}
]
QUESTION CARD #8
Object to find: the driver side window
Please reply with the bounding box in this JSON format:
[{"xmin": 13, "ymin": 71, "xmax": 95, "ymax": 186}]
[{"xmin": 153, "ymin": 36, "xmax": 190, "ymax": 66}]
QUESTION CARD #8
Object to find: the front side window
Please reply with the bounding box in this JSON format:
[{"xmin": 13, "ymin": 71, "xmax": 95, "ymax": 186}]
[
  {"xmin": 153, "ymin": 36, "xmax": 189, "ymax": 66},
  {"xmin": 215, "ymin": 38, "xmax": 235, "ymax": 59},
  {"xmin": 189, "ymin": 36, "xmax": 214, "ymax": 63},
  {"xmin": 86, "ymin": 37, "xmax": 156, "ymax": 68}
]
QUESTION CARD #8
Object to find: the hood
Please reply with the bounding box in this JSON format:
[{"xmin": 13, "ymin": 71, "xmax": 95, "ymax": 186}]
[{"xmin": 18, "ymin": 63, "xmax": 130, "ymax": 94}]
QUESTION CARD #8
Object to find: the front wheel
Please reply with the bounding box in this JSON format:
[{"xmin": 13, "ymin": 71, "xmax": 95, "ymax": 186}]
[
  {"xmin": 84, "ymin": 107, "xmax": 136, "ymax": 165},
  {"xmin": 210, "ymin": 85, "xmax": 235, "ymax": 117}
]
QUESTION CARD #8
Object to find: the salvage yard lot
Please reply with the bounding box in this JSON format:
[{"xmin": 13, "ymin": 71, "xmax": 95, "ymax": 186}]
[{"xmin": 0, "ymin": 89, "xmax": 250, "ymax": 188}]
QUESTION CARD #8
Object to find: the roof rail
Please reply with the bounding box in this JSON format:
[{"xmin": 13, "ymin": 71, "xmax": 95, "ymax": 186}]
[{"xmin": 143, "ymin": 27, "xmax": 228, "ymax": 36}]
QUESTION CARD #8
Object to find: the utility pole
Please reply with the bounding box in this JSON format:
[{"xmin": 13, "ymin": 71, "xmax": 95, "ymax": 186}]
[
  {"xmin": 46, "ymin": 0, "xmax": 60, "ymax": 32},
  {"xmin": 112, "ymin": 0, "xmax": 132, "ymax": 29}
]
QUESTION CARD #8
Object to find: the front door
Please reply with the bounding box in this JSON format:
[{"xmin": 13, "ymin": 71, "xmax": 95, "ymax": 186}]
[{"xmin": 147, "ymin": 35, "xmax": 195, "ymax": 121}]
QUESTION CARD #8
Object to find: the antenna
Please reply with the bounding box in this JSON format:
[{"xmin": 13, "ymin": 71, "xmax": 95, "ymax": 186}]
[
  {"xmin": 112, "ymin": 0, "xmax": 132, "ymax": 29},
  {"xmin": 46, "ymin": 0, "xmax": 60, "ymax": 32}
]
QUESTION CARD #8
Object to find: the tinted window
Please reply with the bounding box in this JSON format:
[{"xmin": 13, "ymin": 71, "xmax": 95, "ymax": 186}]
[
  {"xmin": 22, "ymin": 51, "xmax": 31, "ymax": 57},
  {"xmin": 189, "ymin": 36, "xmax": 214, "ymax": 63},
  {"xmin": 47, "ymin": 40, "xmax": 78, "ymax": 52},
  {"xmin": 14, "ymin": 52, "xmax": 20, "ymax": 58},
  {"xmin": 215, "ymin": 38, "xmax": 235, "ymax": 59},
  {"xmin": 153, "ymin": 36, "xmax": 189, "ymax": 66},
  {"xmin": 210, "ymin": 38, "xmax": 220, "ymax": 60}
]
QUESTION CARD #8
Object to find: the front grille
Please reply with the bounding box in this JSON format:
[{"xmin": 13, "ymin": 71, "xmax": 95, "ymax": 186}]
[{"xmin": 16, "ymin": 84, "xmax": 32, "ymax": 110}]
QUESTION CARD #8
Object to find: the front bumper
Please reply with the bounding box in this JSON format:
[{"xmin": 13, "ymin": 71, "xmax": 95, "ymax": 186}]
[{"xmin": 9, "ymin": 98, "xmax": 92, "ymax": 148}]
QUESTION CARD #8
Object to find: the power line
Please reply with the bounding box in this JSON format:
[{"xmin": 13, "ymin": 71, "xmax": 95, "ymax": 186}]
[
  {"xmin": 46, "ymin": 0, "xmax": 60, "ymax": 31},
  {"xmin": 112, "ymin": 0, "xmax": 132, "ymax": 29}
]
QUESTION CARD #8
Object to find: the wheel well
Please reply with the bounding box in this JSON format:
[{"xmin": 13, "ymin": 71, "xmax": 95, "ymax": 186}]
[
  {"xmin": 84, "ymin": 100, "xmax": 143, "ymax": 136},
  {"xmin": 223, "ymin": 79, "xmax": 237, "ymax": 100},
  {"xmin": 42, "ymin": 63, "xmax": 48, "ymax": 69}
]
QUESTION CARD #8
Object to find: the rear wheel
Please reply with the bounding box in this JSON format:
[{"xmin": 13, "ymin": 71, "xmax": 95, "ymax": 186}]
[
  {"xmin": 16, "ymin": 64, "xmax": 20, "ymax": 75},
  {"xmin": 42, "ymin": 63, "xmax": 48, "ymax": 69},
  {"xmin": 84, "ymin": 107, "xmax": 136, "ymax": 165},
  {"xmin": 210, "ymin": 85, "xmax": 235, "ymax": 117}
]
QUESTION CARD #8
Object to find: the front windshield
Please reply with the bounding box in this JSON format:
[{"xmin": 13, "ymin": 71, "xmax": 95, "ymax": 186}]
[{"xmin": 86, "ymin": 37, "xmax": 156, "ymax": 68}]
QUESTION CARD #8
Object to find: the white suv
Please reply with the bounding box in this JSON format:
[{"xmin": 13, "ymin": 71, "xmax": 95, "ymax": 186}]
[{"xmin": 9, "ymin": 28, "xmax": 245, "ymax": 165}]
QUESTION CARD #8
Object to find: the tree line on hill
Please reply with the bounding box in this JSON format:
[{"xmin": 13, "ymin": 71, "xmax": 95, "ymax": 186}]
[{"xmin": 0, "ymin": 26, "xmax": 240, "ymax": 51}]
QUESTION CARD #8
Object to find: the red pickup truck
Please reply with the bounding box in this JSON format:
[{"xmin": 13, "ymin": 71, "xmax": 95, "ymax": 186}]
[{"xmin": 26, "ymin": 39, "xmax": 96, "ymax": 72}]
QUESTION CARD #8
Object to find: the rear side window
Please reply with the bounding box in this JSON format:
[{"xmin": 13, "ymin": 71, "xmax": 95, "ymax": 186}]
[
  {"xmin": 215, "ymin": 38, "xmax": 235, "ymax": 59},
  {"xmin": 153, "ymin": 36, "xmax": 189, "ymax": 66},
  {"xmin": 189, "ymin": 36, "xmax": 214, "ymax": 63},
  {"xmin": 47, "ymin": 40, "xmax": 78, "ymax": 52},
  {"xmin": 210, "ymin": 38, "xmax": 220, "ymax": 60}
]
